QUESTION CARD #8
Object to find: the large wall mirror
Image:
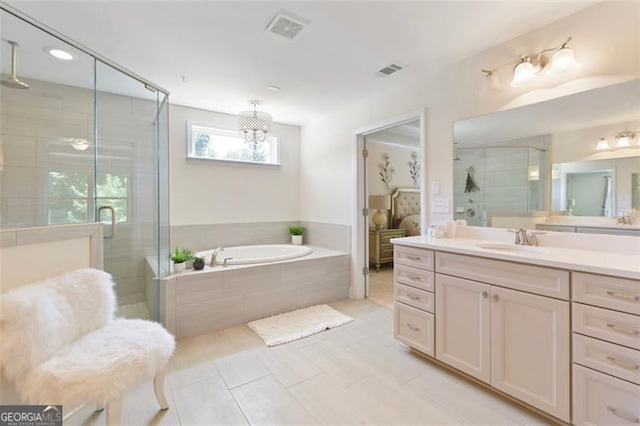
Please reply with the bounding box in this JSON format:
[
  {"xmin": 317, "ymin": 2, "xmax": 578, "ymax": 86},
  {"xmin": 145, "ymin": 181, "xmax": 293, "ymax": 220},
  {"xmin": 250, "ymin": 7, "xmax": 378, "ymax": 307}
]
[{"xmin": 453, "ymin": 79, "xmax": 640, "ymax": 229}]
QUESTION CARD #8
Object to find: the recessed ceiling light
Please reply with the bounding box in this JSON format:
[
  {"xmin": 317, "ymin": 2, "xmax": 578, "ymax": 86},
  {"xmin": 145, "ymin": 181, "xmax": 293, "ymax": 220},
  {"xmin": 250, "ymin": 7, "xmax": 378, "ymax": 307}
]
[{"xmin": 44, "ymin": 47, "xmax": 77, "ymax": 61}]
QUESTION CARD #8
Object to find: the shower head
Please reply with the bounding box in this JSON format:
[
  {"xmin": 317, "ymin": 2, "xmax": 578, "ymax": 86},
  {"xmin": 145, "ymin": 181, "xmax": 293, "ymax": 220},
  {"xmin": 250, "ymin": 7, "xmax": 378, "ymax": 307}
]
[{"xmin": 2, "ymin": 41, "xmax": 29, "ymax": 90}]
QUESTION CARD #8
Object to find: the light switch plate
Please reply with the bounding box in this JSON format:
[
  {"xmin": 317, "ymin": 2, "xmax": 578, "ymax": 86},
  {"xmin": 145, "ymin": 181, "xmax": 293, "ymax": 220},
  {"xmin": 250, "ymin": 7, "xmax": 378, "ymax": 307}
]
[
  {"xmin": 431, "ymin": 181, "xmax": 440, "ymax": 195},
  {"xmin": 431, "ymin": 198, "xmax": 450, "ymax": 213}
]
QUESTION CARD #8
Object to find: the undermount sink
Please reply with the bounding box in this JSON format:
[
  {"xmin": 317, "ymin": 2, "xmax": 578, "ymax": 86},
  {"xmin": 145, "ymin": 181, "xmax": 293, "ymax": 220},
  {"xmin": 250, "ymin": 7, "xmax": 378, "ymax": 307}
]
[{"xmin": 476, "ymin": 243, "xmax": 550, "ymax": 254}]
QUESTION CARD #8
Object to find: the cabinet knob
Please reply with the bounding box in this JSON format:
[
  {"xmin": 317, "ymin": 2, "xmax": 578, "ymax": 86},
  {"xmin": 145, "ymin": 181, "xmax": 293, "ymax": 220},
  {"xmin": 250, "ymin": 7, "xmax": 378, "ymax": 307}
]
[
  {"xmin": 492, "ymin": 294, "xmax": 499, "ymax": 302},
  {"xmin": 482, "ymin": 291, "xmax": 488, "ymax": 298}
]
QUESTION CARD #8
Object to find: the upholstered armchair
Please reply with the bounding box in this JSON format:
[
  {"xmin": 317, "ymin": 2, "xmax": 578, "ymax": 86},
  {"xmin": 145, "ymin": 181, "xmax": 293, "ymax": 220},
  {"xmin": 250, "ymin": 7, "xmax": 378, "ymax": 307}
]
[{"xmin": 0, "ymin": 268, "xmax": 175, "ymax": 425}]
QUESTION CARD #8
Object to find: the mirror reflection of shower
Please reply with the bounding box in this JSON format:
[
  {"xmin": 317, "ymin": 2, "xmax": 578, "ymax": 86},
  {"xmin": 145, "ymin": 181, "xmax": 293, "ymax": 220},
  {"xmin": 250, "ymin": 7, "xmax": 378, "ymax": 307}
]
[{"xmin": 2, "ymin": 40, "xmax": 29, "ymax": 89}]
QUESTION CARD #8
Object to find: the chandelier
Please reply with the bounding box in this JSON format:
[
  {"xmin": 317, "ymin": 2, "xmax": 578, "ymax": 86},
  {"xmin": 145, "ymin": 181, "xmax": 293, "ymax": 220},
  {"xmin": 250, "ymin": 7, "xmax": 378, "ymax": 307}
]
[{"xmin": 237, "ymin": 100, "xmax": 272, "ymax": 145}]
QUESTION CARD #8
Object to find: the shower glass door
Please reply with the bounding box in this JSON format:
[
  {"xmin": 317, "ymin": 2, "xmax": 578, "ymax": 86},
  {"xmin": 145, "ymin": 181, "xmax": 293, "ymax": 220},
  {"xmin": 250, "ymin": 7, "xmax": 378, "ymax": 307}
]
[
  {"xmin": 95, "ymin": 61, "xmax": 169, "ymax": 320},
  {"xmin": 0, "ymin": 6, "xmax": 170, "ymax": 321}
]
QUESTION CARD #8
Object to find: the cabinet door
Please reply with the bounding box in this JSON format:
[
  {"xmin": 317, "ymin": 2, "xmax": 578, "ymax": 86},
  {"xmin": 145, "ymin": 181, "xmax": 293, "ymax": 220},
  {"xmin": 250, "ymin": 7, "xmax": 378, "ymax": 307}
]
[
  {"xmin": 491, "ymin": 286, "xmax": 570, "ymax": 422},
  {"xmin": 436, "ymin": 274, "xmax": 491, "ymax": 383}
]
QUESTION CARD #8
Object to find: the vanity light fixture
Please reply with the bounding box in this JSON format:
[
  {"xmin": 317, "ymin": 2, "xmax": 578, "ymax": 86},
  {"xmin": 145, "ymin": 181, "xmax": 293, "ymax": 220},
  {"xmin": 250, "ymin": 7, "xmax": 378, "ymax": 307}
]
[
  {"xmin": 44, "ymin": 46, "xmax": 77, "ymax": 61},
  {"xmin": 481, "ymin": 37, "xmax": 579, "ymax": 89},
  {"xmin": 594, "ymin": 132, "xmax": 639, "ymax": 151},
  {"xmin": 237, "ymin": 100, "xmax": 273, "ymax": 146}
]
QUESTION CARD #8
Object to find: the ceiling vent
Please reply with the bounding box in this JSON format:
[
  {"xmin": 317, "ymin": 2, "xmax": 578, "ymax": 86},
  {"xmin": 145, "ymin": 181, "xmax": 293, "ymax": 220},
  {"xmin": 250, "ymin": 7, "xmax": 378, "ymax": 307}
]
[
  {"xmin": 377, "ymin": 64, "xmax": 404, "ymax": 77},
  {"xmin": 266, "ymin": 12, "xmax": 308, "ymax": 40}
]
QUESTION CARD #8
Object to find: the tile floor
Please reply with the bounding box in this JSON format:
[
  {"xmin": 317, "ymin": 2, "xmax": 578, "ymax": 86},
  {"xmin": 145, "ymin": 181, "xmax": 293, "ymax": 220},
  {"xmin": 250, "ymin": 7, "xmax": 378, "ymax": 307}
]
[
  {"xmin": 68, "ymin": 297, "xmax": 553, "ymax": 425},
  {"xmin": 367, "ymin": 264, "xmax": 394, "ymax": 309}
]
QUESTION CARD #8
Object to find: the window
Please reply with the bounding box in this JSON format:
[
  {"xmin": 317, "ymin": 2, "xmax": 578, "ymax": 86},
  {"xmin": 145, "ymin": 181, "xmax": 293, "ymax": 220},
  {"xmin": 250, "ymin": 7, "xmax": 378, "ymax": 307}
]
[
  {"xmin": 47, "ymin": 171, "xmax": 129, "ymax": 225},
  {"xmin": 188, "ymin": 123, "xmax": 279, "ymax": 165}
]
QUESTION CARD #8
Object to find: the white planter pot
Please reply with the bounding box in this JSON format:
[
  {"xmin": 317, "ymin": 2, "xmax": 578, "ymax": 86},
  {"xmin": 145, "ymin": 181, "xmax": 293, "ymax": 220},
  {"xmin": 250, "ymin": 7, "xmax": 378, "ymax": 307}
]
[
  {"xmin": 291, "ymin": 235, "xmax": 303, "ymax": 245},
  {"xmin": 173, "ymin": 262, "xmax": 185, "ymax": 273}
]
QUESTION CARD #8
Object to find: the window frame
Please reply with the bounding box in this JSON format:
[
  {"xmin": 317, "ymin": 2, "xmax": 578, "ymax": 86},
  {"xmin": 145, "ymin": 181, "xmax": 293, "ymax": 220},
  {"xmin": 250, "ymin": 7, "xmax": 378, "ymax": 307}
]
[
  {"xmin": 187, "ymin": 122, "xmax": 280, "ymax": 167},
  {"xmin": 46, "ymin": 170, "xmax": 131, "ymax": 226}
]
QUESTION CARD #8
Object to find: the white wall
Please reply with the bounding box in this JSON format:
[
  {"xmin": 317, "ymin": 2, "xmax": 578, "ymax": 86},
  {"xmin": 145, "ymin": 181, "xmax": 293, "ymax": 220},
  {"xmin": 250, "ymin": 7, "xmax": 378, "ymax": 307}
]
[
  {"xmin": 299, "ymin": 2, "xmax": 640, "ymax": 228},
  {"xmin": 367, "ymin": 141, "xmax": 420, "ymax": 197},
  {"xmin": 169, "ymin": 105, "xmax": 301, "ymax": 225}
]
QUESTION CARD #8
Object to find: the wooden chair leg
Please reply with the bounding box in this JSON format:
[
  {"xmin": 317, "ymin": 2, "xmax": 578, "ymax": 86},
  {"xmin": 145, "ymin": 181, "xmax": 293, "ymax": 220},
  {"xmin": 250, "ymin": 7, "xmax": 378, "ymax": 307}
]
[
  {"xmin": 106, "ymin": 396, "xmax": 122, "ymax": 426},
  {"xmin": 154, "ymin": 369, "xmax": 169, "ymax": 410}
]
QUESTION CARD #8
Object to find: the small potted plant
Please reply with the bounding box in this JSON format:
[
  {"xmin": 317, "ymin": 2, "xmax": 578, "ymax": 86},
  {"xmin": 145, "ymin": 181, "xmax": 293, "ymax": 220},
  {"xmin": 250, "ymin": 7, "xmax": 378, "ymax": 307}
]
[
  {"xmin": 288, "ymin": 225, "xmax": 306, "ymax": 245},
  {"xmin": 170, "ymin": 246, "xmax": 193, "ymax": 273},
  {"xmin": 192, "ymin": 255, "xmax": 206, "ymax": 271}
]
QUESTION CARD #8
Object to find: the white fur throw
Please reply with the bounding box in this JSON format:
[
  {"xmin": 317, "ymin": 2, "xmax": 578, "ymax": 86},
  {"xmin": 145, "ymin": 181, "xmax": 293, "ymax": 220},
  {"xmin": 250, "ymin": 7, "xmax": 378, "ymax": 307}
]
[{"xmin": 0, "ymin": 268, "xmax": 175, "ymax": 406}]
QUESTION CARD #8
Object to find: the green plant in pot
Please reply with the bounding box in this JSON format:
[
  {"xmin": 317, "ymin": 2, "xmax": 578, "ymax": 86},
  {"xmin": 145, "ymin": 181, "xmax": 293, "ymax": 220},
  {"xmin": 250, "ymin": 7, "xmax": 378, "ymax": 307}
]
[
  {"xmin": 192, "ymin": 255, "xmax": 206, "ymax": 271},
  {"xmin": 288, "ymin": 225, "xmax": 306, "ymax": 245},
  {"xmin": 170, "ymin": 246, "xmax": 193, "ymax": 273}
]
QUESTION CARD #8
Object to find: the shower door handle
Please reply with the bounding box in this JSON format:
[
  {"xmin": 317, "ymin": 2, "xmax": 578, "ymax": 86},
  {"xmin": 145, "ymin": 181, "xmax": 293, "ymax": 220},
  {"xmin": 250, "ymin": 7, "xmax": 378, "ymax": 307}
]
[{"xmin": 98, "ymin": 205, "xmax": 117, "ymax": 239}]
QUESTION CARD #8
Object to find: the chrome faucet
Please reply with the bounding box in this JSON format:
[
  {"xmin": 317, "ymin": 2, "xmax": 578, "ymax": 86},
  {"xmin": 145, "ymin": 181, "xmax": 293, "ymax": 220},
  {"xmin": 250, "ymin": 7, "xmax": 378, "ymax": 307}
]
[
  {"xmin": 210, "ymin": 247, "xmax": 224, "ymax": 266},
  {"xmin": 513, "ymin": 228, "xmax": 539, "ymax": 246}
]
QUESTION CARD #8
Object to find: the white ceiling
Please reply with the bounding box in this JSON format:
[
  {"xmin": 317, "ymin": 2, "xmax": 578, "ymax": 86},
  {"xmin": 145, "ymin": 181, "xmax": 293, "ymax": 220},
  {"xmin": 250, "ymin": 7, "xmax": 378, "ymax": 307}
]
[{"xmin": 2, "ymin": 1, "xmax": 597, "ymax": 126}]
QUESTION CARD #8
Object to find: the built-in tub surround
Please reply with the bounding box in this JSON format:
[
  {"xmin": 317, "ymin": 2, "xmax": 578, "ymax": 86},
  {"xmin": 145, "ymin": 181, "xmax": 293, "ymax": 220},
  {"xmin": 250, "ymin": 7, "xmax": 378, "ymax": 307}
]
[
  {"xmin": 198, "ymin": 244, "xmax": 312, "ymax": 265},
  {"xmin": 391, "ymin": 227, "xmax": 639, "ymax": 424},
  {"xmin": 159, "ymin": 246, "xmax": 350, "ymax": 337},
  {"xmin": 170, "ymin": 221, "xmax": 350, "ymax": 253}
]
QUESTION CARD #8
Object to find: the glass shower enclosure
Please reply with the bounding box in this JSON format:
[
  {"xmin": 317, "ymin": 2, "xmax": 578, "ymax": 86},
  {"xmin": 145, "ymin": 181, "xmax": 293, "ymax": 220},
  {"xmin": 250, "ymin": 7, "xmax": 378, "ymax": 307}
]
[{"xmin": 0, "ymin": 5, "xmax": 170, "ymax": 320}]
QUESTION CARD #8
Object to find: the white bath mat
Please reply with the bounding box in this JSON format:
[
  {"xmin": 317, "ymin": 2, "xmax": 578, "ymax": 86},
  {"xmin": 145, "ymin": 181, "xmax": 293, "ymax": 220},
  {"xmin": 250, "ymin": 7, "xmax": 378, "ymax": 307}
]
[{"xmin": 247, "ymin": 304, "xmax": 353, "ymax": 347}]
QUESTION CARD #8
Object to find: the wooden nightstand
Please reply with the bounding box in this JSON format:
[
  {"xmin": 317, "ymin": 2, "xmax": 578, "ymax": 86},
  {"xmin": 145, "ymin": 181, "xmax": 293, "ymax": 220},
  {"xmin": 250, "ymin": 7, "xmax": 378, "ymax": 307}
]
[{"xmin": 369, "ymin": 228, "xmax": 406, "ymax": 272}]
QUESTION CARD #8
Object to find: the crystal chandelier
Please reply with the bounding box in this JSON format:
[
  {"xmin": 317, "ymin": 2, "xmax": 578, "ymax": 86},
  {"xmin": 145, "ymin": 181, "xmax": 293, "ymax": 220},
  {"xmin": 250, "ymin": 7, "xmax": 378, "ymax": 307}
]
[{"xmin": 237, "ymin": 100, "xmax": 272, "ymax": 145}]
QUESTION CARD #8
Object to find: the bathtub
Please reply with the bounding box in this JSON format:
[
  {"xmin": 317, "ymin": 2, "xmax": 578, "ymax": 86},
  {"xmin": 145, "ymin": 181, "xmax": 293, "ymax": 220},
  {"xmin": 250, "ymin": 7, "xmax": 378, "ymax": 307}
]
[
  {"xmin": 158, "ymin": 245, "xmax": 350, "ymax": 338},
  {"xmin": 198, "ymin": 244, "xmax": 312, "ymax": 265}
]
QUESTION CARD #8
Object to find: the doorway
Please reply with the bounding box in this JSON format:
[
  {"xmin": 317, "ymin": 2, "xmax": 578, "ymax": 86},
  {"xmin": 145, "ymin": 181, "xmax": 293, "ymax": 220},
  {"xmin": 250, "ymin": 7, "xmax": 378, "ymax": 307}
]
[{"xmin": 352, "ymin": 109, "xmax": 426, "ymax": 304}]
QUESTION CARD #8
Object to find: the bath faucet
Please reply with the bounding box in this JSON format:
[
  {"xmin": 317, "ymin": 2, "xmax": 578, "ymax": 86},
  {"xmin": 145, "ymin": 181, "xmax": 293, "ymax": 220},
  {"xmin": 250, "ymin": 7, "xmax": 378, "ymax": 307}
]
[
  {"xmin": 210, "ymin": 247, "xmax": 224, "ymax": 266},
  {"xmin": 513, "ymin": 228, "xmax": 540, "ymax": 246}
]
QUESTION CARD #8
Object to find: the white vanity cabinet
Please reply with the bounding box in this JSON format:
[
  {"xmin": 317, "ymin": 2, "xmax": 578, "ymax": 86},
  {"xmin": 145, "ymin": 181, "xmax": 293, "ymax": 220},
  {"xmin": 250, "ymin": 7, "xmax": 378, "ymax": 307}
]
[
  {"xmin": 393, "ymin": 245, "xmax": 435, "ymax": 356},
  {"xmin": 571, "ymin": 272, "xmax": 640, "ymax": 426},
  {"xmin": 434, "ymin": 253, "xmax": 571, "ymax": 422}
]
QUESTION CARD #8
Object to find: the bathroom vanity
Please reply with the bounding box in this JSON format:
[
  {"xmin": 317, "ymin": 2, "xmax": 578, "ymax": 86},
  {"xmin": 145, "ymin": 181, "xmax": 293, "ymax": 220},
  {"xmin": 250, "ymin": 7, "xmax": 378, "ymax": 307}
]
[{"xmin": 392, "ymin": 233, "xmax": 639, "ymax": 425}]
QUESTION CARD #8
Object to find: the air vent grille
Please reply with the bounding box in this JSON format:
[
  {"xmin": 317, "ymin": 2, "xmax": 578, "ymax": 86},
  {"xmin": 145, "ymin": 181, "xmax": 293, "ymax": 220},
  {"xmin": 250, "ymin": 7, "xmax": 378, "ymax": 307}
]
[
  {"xmin": 377, "ymin": 64, "xmax": 403, "ymax": 76},
  {"xmin": 266, "ymin": 12, "xmax": 306, "ymax": 40}
]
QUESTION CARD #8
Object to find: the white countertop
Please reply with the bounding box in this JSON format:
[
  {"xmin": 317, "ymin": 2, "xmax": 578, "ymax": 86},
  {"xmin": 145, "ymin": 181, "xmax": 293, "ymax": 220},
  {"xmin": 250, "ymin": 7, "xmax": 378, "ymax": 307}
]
[
  {"xmin": 542, "ymin": 222, "xmax": 640, "ymax": 230},
  {"xmin": 391, "ymin": 235, "xmax": 640, "ymax": 280}
]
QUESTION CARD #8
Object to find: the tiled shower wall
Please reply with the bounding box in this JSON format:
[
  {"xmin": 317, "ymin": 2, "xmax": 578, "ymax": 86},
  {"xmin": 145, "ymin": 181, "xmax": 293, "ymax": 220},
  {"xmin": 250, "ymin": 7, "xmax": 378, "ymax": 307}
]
[
  {"xmin": 0, "ymin": 76, "xmax": 159, "ymax": 304},
  {"xmin": 454, "ymin": 138, "xmax": 548, "ymax": 225}
]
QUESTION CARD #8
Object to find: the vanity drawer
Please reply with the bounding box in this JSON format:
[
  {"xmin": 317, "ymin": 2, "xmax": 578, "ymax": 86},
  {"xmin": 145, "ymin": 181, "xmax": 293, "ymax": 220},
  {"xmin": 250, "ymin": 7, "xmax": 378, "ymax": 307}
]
[
  {"xmin": 394, "ymin": 264, "xmax": 434, "ymax": 292},
  {"xmin": 435, "ymin": 252, "xmax": 569, "ymax": 300},
  {"xmin": 394, "ymin": 302, "xmax": 434, "ymax": 356},
  {"xmin": 573, "ymin": 303, "xmax": 640, "ymax": 350},
  {"xmin": 573, "ymin": 364, "xmax": 640, "ymax": 426},
  {"xmin": 573, "ymin": 334, "xmax": 640, "ymax": 385},
  {"xmin": 573, "ymin": 272, "xmax": 640, "ymax": 315},
  {"xmin": 394, "ymin": 245, "xmax": 434, "ymax": 271},
  {"xmin": 394, "ymin": 283, "xmax": 434, "ymax": 313}
]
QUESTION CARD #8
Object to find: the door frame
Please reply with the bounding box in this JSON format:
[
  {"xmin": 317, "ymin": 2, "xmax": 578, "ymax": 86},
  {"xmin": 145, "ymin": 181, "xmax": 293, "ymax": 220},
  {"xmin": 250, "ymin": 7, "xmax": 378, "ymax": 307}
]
[{"xmin": 351, "ymin": 108, "xmax": 428, "ymax": 300}]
